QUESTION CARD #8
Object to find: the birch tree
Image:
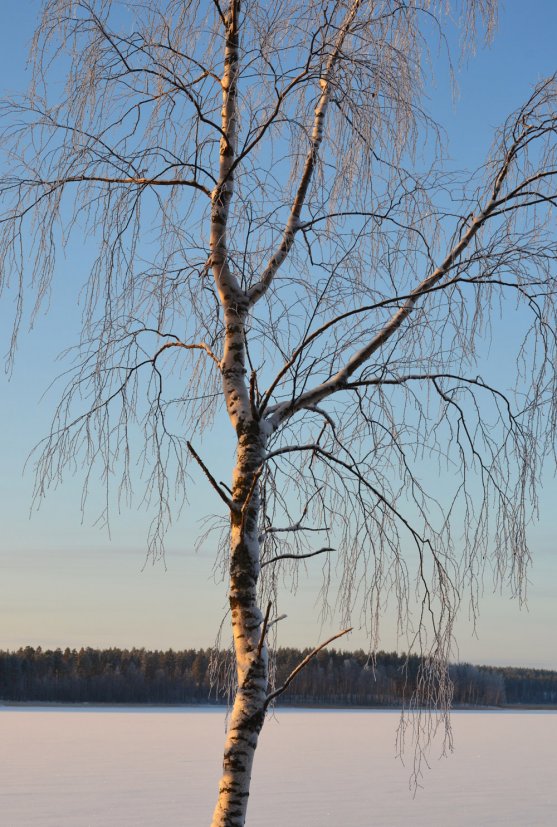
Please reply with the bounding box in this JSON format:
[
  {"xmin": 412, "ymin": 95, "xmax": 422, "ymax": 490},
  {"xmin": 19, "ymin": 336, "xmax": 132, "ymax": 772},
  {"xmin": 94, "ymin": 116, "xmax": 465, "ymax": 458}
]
[{"xmin": 2, "ymin": 1, "xmax": 557, "ymax": 824}]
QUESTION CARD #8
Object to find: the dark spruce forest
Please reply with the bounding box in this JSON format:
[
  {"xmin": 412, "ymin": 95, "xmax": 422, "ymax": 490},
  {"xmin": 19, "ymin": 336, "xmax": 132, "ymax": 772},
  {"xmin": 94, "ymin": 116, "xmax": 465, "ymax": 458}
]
[{"xmin": 1, "ymin": 647, "xmax": 556, "ymax": 707}]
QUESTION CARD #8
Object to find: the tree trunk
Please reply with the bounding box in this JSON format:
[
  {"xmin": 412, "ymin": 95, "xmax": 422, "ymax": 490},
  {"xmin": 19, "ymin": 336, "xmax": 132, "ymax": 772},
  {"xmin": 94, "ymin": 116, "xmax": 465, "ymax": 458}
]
[{"xmin": 210, "ymin": 425, "xmax": 268, "ymax": 827}]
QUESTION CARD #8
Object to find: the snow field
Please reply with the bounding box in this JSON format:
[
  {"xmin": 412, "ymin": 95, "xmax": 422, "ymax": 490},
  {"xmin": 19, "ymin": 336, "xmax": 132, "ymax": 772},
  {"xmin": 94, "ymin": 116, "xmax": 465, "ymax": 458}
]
[{"xmin": 1, "ymin": 707, "xmax": 555, "ymax": 825}]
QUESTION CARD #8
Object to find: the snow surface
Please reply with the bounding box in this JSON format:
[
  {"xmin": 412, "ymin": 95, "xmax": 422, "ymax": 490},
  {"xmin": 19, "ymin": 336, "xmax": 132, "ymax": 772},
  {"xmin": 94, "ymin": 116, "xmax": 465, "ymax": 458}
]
[{"xmin": 1, "ymin": 706, "xmax": 555, "ymax": 825}]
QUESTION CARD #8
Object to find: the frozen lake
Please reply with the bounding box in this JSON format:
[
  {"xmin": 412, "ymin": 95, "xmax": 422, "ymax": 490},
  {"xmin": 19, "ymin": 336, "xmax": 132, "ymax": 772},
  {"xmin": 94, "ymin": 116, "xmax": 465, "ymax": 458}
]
[{"xmin": 1, "ymin": 706, "xmax": 556, "ymax": 825}]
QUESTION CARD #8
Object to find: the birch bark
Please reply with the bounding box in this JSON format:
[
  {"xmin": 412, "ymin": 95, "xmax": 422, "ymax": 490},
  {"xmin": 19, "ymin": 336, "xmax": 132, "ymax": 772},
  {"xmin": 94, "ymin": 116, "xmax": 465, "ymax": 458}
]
[
  {"xmin": 209, "ymin": 2, "xmax": 270, "ymax": 824},
  {"xmin": 210, "ymin": 4, "xmax": 373, "ymax": 822},
  {"xmin": 210, "ymin": 424, "xmax": 268, "ymax": 827}
]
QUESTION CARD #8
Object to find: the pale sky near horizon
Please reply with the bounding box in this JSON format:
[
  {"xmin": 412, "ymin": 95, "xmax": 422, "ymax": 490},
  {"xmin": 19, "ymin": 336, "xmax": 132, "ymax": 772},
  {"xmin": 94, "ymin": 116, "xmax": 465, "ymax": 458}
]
[{"xmin": 1, "ymin": 1, "xmax": 556, "ymax": 669}]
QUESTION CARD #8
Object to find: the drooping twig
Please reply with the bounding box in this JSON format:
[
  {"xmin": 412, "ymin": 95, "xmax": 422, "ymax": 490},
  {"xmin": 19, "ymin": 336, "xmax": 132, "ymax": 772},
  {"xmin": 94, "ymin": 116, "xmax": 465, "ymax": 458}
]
[{"xmin": 263, "ymin": 627, "xmax": 352, "ymax": 709}]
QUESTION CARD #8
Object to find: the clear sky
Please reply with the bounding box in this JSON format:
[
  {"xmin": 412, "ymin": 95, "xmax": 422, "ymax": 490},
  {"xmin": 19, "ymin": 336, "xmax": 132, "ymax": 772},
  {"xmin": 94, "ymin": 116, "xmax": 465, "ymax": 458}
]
[{"xmin": 1, "ymin": 1, "xmax": 556, "ymax": 669}]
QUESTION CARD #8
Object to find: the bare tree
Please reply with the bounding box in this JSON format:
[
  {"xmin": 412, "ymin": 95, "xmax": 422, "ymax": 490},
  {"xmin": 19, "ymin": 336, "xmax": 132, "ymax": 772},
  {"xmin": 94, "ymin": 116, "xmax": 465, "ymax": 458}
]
[{"xmin": 2, "ymin": 1, "xmax": 557, "ymax": 824}]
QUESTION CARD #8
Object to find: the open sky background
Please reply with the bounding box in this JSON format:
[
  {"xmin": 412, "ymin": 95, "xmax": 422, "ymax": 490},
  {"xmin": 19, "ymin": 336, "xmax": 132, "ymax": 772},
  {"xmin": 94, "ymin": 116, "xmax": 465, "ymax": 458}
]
[{"xmin": 1, "ymin": 1, "xmax": 556, "ymax": 668}]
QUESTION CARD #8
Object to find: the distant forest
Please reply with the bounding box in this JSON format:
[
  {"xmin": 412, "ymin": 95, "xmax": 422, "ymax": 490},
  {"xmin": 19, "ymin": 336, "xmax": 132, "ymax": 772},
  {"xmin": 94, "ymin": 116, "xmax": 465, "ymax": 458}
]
[{"xmin": 1, "ymin": 647, "xmax": 556, "ymax": 707}]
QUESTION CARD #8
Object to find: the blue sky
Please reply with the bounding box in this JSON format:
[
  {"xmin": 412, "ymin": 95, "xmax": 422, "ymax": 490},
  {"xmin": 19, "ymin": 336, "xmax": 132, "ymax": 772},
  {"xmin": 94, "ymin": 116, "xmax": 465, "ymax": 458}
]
[{"xmin": 0, "ymin": 1, "xmax": 556, "ymax": 668}]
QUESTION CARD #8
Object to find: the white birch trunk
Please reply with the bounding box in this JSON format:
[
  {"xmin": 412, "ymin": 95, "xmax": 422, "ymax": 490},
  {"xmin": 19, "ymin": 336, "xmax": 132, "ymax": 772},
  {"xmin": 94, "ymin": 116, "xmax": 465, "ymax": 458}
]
[
  {"xmin": 210, "ymin": 426, "xmax": 268, "ymax": 827},
  {"xmin": 210, "ymin": 5, "xmax": 366, "ymax": 823},
  {"xmin": 209, "ymin": 368, "xmax": 269, "ymax": 825},
  {"xmin": 209, "ymin": 8, "xmax": 269, "ymax": 814}
]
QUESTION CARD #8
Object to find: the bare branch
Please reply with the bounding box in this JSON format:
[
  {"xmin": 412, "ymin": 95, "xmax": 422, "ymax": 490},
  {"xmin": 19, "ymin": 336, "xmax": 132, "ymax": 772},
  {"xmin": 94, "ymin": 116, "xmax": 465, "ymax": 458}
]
[
  {"xmin": 186, "ymin": 441, "xmax": 237, "ymax": 512},
  {"xmin": 261, "ymin": 547, "xmax": 334, "ymax": 568},
  {"xmin": 268, "ymin": 118, "xmax": 557, "ymax": 424},
  {"xmin": 264, "ymin": 628, "xmax": 353, "ymax": 709},
  {"xmin": 154, "ymin": 340, "xmax": 221, "ymax": 369},
  {"xmin": 256, "ymin": 601, "xmax": 272, "ymax": 660},
  {"xmin": 247, "ymin": 0, "xmax": 364, "ymax": 306},
  {"xmin": 19, "ymin": 174, "xmax": 212, "ymax": 196}
]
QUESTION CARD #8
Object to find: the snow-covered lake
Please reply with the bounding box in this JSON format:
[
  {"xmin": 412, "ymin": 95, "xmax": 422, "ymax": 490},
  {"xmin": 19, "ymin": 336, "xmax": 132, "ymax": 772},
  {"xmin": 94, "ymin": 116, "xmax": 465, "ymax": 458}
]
[{"xmin": 1, "ymin": 706, "xmax": 555, "ymax": 825}]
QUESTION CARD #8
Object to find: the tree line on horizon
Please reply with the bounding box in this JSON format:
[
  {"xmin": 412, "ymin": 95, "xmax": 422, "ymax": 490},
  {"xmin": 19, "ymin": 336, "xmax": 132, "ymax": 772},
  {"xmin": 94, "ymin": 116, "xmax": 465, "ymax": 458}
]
[{"xmin": 1, "ymin": 646, "xmax": 556, "ymax": 707}]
